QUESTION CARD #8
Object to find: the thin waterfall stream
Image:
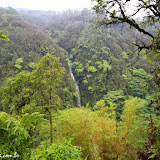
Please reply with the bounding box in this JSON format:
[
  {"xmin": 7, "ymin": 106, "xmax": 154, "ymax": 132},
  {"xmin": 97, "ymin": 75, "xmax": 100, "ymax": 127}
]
[{"xmin": 68, "ymin": 59, "xmax": 81, "ymax": 106}]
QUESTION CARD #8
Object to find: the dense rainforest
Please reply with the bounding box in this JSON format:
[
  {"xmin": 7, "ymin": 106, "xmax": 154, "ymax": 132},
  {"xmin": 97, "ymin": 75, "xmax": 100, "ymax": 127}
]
[{"xmin": 0, "ymin": 6, "xmax": 160, "ymax": 160}]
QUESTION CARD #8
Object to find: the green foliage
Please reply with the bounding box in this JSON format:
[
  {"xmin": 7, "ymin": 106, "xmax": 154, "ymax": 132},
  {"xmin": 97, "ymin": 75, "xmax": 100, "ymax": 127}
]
[
  {"xmin": 65, "ymin": 19, "xmax": 152, "ymax": 106},
  {"xmin": 0, "ymin": 29, "xmax": 10, "ymax": 41},
  {"xmin": 32, "ymin": 53, "xmax": 63, "ymax": 110},
  {"xmin": 0, "ymin": 7, "xmax": 154, "ymax": 109},
  {"xmin": 118, "ymin": 98, "xmax": 147, "ymax": 158},
  {"xmin": 1, "ymin": 54, "xmax": 63, "ymax": 114},
  {"xmin": 0, "ymin": 111, "xmax": 47, "ymax": 159},
  {"xmin": 0, "ymin": 7, "xmax": 159, "ymax": 160},
  {"xmin": 14, "ymin": 57, "xmax": 23, "ymax": 69},
  {"xmin": 31, "ymin": 139, "xmax": 83, "ymax": 160},
  {"xmin": 20, "ymin": 112, "xmax": 47, "ymax": 130},
  {"xmin": 129, "ymin": 68, "xmax": 149, "ymax": 98},
  {"xmin": 1, "ymin": 54, "xmax": 63, "ymax": 144},
  {"xmin": 103, "ymin": 90, "xmax": 126, "ymax": 119},
  {"xmin": 93, "ymin": 99, "xmax": 106, "ymax": 111},
  {"xmin": 72, "ymin": 60, "xmax": 84, "ymax": 80},
  {"xmin": 52, "ymin": 98, "xmax": 160, "ymax": 159},
  {"xmin": 91, "ymin": 0, "xmax": 160, "ymax": 111},
  {"xmin": 87, "ymin": 66, "xmax": 97, "ymax": 73},
  {"xmin": 1, "ymin": 71, "xmax": 32, "ymax": 114},
  {"xmin": 104, "ymin": 90, "xmax": 125, "ymax": 105},
  {"xmin": 0, "ymin": 7, "xmax": 66, "ymax": 81},
  {"xmin": 55, "ymin": 107, "xmax": 117, "ymax": 159},
  {"xmin": 28, "ymin": 62, "xmax": 35, "ymax": 69},
  {"xmin": 97, "ymin": 60, "xmax": 111, "ymax": 72}
]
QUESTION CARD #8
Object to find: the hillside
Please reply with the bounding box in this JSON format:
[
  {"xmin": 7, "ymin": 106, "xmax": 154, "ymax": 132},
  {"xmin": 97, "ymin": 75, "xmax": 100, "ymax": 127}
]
[
  {"xmin": 0, "ymin": 7, "xmax": 159, "ymax": 160},
  {"xmin": 0, "ymin": 7, "xmax": 77, "ymax": 109}
]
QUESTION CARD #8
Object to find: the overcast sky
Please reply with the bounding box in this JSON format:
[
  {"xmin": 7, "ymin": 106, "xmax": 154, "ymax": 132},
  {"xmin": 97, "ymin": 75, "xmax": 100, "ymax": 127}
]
[{"xmin": 0, "ymin": 0, "xmax": 93, "ymax": 11}]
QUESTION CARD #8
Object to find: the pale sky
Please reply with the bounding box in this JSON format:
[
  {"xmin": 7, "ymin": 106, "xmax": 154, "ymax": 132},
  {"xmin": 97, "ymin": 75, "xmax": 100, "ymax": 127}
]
[{"xmin": 0, "ymin": 0, "xmax": 93, "ymax": 11}]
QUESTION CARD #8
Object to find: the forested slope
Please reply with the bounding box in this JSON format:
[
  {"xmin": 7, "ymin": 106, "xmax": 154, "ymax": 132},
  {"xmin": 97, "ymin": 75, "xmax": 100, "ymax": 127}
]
[
  {"xmin": 0, "ymin": 7, "xmax": 78, "ymax": 110},
  {"xmin": 0, "ymin": 7, "xmax": 155, "ymax": 118},
  {"xmin": 0, "ymin": 7, "xmax": 159, "ymax": 160},
  {"xmin": 28, "ymin": 9, "xmax": 154, "ymax": 109}
]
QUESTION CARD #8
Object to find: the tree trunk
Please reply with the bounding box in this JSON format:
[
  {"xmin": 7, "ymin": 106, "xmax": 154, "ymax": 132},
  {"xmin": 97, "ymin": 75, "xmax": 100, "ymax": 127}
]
[
  {"xmin": 49, "ymin": 111, "xmax": 53, "ymax": 143},
  {"xmin": 49, "ymin": 88, "xmax": 53, "ymax": 143}
]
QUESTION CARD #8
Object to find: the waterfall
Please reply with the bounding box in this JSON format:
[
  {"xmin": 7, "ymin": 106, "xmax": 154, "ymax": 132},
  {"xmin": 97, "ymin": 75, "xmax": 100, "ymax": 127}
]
[{"xmin": 68, "ymin": 59, "xmax": 81, "ymax": 106}]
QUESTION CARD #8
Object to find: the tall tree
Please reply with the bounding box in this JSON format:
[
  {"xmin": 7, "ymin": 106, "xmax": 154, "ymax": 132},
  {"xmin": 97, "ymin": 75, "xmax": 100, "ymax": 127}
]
[
  {"xmin": 33, "ymin": 53, "xmax": 63, "ymax": 143},
  {"xmin": 1, "ymin": 54, "xmax": 63, "ymax": 143},
  {"xmin": 129, "ymin": 68, "xmax": 149, "ymax": 98}
]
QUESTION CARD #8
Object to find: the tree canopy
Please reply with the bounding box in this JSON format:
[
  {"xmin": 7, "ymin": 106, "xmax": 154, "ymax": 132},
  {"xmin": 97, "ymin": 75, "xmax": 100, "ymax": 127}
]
[
  {"xmin": 0, "ymin": 30, "xmax": 10, "ymax": 41},
  {"xmin": 91, "ymin": 0, "xmax": 160, "ymax": 110},
  {"xmin": 91, "ymin": 0, "xmax": 160, "ymax": 51},
  {"xmin": 0, "ymin": 6, "xmax": 160, "ymax": 159}
]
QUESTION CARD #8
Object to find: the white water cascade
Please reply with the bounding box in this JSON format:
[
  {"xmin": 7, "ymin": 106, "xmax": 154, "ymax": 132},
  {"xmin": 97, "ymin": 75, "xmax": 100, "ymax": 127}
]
[{"xmin": 68, "ymin": 59, "xmax": 81, "ymax": 106}]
